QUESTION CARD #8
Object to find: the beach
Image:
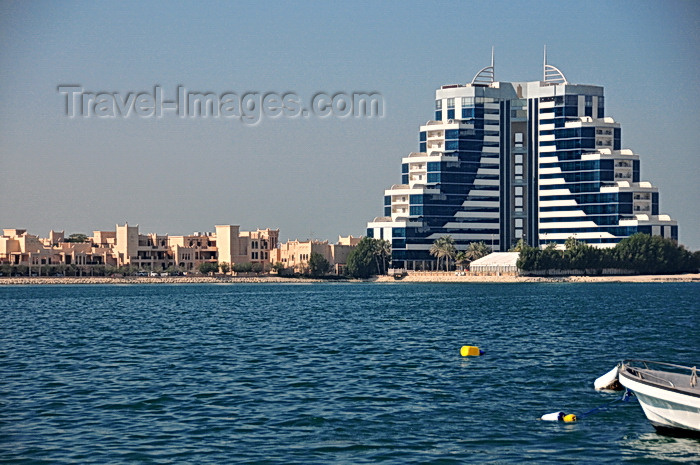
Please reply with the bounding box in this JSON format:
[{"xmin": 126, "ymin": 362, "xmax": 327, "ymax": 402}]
[{"xmin": 374, "ymin": 272, "xmax": 700, "ymax": 283}]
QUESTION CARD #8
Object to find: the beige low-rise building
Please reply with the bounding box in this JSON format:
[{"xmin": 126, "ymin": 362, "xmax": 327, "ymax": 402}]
[
  {"xmin": 0, "ymin": 223, "xmax": 280, "ymax": 274},
  {"xmin": 274, "ymin": 235, "xmax": 361, "ymax": 274},
  {"xmin": 216, "ymin": 226, "xmax": 279, "ymax": 271},
  {"xmin": 0, "ymin": 228, "xmax": 104, "ymax": 274}
]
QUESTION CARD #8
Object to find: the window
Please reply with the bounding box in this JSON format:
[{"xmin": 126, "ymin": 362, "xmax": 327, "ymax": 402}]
[
  {"xmin": 462, "ymin": 97, "xmax": 473, "ymax": 106},
  {"xmin": 515, "ymin": 154, "xmax": 523, "ymax": 164},
  {"xmin": 515, "ymin": 133, "xmax": 523, "ymax": 143},
  {"xmin": 515, "ymin": 186, "xmax": 523, "ymax": 195},
  {"xmin": 565, "ymin": 95, "xmax": 578, "ymax": 106},
  {"xmin": 435, "ymin": 100, "xmax": 442, "ymax": 110},
  {"xmin": 515, "ymin": 165, "xmax": 523, "ymax": 175},
  {"xmin": 447, "ymin": 98, "xmax": 455, "ymax": 108},
  {"xmin": 585, "ymin": 95, "xmax": 593, "ymax": 117}
]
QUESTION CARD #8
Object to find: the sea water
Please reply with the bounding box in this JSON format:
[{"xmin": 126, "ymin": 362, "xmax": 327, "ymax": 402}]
[{"xmin": 1, "ymin": 283, "xmax": 699, "ymax": 463}]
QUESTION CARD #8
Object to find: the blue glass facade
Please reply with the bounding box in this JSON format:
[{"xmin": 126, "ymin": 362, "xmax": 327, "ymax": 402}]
[
  {"xmin": 377, "ymin": 99, "xmax": 504, "ymax": 268},
  {"xmin": 537, "ymin": 92, "xmax": 676, "ymax": 244}
]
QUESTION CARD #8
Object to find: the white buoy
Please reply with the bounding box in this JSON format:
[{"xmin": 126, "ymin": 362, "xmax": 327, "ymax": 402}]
[
  {"xmin": 541, "ymin": 411, "xmax": 564, "ymax": 421},
  {"xmin": 594, "ymin": 365, "xmax": 623, "ymax": 391},
  {"xmin": 541, "ymin": 411, "xmax": 577, "ymax": 422}
]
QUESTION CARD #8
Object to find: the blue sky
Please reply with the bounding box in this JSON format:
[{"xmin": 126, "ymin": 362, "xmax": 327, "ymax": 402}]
[{"xmin": 1, "ymin": 0, "xmax": 699, "ymax": 249}]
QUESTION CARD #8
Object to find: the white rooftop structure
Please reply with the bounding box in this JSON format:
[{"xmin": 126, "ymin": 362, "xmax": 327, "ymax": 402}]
[{"xmin": 470, "ymin": 252, "xmax": 520, "ymax": 274}]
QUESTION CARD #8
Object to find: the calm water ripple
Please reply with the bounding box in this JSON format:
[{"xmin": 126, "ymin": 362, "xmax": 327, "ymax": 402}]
[{"xmin": 1, "ymin": 283, "xmax": 699, "ymax": 463}]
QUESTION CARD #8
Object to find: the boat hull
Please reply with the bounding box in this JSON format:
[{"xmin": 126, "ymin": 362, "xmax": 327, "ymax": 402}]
[{"xmin": 619, "ymin": 367, "xmax": 700, "ymax": 437}]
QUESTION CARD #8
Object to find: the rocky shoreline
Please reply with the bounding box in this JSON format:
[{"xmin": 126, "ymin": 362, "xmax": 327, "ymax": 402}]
[
  {"xmin": 0, "ymin": 276, "xmax": 326, "ymax": 285},
  {"xmin": 1, "ymin": 273, "xmax": 698, "ymax": 285}
]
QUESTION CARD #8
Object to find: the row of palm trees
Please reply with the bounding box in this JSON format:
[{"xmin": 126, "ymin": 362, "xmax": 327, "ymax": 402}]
[{"xmin": 429, "ymin": 235, "xmax": 492, "ymax": 271}]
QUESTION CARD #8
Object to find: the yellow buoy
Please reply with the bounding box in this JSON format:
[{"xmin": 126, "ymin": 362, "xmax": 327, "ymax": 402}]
[
  {"xmin": 563, "ymin": 414, "xmax": 577, "ymax": 422},
  {"xmin": 460, "ymin": 345, "xmax": 482, "ymax": 357}
]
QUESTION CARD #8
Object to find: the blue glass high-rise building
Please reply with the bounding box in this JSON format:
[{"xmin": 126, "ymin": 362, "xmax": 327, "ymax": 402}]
[{"xmin": 367, "ymin": 53, "xmax": 677, "ymax": 270}]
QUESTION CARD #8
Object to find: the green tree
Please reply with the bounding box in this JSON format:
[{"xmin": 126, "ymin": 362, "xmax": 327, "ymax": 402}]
[
  {"xmin": 308, "ymin": 252, "xmax": 331, "ymax": 276},
  {"xmin": 233, "ymin": 262, "xmax": 253, "ymax": 273},
  {"xmin": 251, "ymin": 262, "xmax": 264, "ymax": 273},
  {"xmin": 166, "ymin": 265, "xmax": 185, "ymax": 275},
  {"xmin": 65, "ymin": 233, "xmax": 89, "ymax": 243},
  {"xmin": 198, "ymin": 262, "xmax": 219, "ymax": 274},
  {"xmin": 516, "ymin": 243, "xmax": 540, "ymax": 271},
  {"xmin": 105, "ymin": 265, "xmax": 119, "ymax": 276},
  {"xmin": 693, "ymin": 251, "xmax": 700, "ymax": 272},
  {"xmin": 271, "ymin": 262, "xmax": 285, "ymax": 273},
  {"xmin": 614, "ymin": 233, "xmax": 697, "ymax": 274},
  {"xmin": 536, "ymin": 243, "xmax": 564, "ymax": 271},
  {"xmin": 564, "ymin": 237, "xmax": 596, "ymax": 270},
  {"xmin": 430, "ymin": 235, "xmax": 456, "ymax": 271},
  {"xmin": 219, "ymin": 262, "xmax": 230, "ymax": 274},
  {"xmin": 346, "ymin": 237, "xmax": 380, "ymax": 278}
]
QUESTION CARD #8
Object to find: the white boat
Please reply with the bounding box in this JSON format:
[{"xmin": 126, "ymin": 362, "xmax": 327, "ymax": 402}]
[{"xmin": 618, "ymin": 360, "xmax": 700, "ymax": 437}]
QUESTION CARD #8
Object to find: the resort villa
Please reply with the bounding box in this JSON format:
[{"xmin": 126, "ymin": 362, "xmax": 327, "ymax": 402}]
[{"xmin": 0, "ymin": 224, "xmax": 363, "ymax": 276}]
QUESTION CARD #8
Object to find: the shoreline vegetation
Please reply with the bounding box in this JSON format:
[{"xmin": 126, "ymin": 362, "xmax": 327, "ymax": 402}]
[{"xmin": 1, "ymin": 273, "xmax": 699, "ymax": 285}]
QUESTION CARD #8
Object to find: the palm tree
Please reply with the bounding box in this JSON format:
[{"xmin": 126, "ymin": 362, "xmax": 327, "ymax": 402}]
[
  {"xmin": 509, "ymin": 238, "xmax": 527, "ymax": 252},
  {"xmin": 455, "ymin": 251, "xmax": 467, "ymax": 271},
  {"xmin": 430, "ymin": 235, "xmax": 456, "ymax": 271},
  {"xmin": 464, "ymin": 241, "xmax": 491, "ymax": 262},
  {"xmin": 374, "ymin": 239, "xmax": 392, "ymax": 274}
]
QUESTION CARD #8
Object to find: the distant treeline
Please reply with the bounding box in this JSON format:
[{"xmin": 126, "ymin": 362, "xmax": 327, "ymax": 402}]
[{"xmin": 517, "ymin": 234, "xmax": 700, "ymax": 275}]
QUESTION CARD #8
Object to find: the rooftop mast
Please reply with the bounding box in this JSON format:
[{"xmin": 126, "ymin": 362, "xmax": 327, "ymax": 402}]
[
  {"xmin": 543, "ymin": 45, "xmax": 568, "ymax": 84},
  {"xmin": 471, "ymin": 46, "xmax": 495, "ymax": 85}
]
